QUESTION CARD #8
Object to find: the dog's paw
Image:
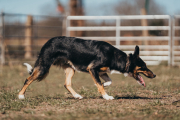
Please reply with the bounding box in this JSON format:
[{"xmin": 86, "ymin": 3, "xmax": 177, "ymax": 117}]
[
  {"xmin": 18, "ymin": 94, "xmax": 25, "ymax": 99},
  {"xmin": 102, "ymin": 94, "xmax": 114, "ymax": 100},
  {"xmin": 103, "ymin": 81, "xmax": 112, "ymax": 87},
  {"xmin": 73, "ymin": 94, "xmax": 83, "ymax": 99}
]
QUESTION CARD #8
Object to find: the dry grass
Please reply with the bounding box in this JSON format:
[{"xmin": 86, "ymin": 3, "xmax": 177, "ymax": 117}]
[{"xmin": 0, "ymin": 64, "xmax": 180, "ymax": 120}]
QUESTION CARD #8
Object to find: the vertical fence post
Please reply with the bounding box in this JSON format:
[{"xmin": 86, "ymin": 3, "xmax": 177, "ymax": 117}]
[
  {"xmin": 141, "ymin": 9, "xmax": 149, "ymax": 50},
  {"xmin": 116, "ymin": 17, "xmax": 120, "ymax": 48},
  {"xmin": 0, "ymin": 12, "xmax": 5, "ymax": 65},
  {"xmin": 0, "ymin": 12, "xmax": 5, "ymax": 73},
  {"xmin": 172, "ymin": 16, "xmax": 175, "ymax": 66},
  {"xmin": 168, "ymin": 16, "xmax": 172, "ymax": 66},
  {"xmin": 24, "ymin": 15, "xmax": 33, "ymax": 59}
]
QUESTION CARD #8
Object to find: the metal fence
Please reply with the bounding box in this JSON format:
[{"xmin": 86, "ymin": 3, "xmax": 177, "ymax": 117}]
[
  {"xmin": 1, "ymin": 14, "xmax": 180, "ymax": 67},
  {"xmin": 0, "ymin": 13, "xmax": 65, "ymax": 65},
  {"xmin": 67, "ymin": 15, "xmax": 171, "ymax": 66}
]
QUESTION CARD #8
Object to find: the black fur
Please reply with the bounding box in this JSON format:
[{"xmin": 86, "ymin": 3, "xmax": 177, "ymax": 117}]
[
  {"xmin": 24, "ymin": 79, "xmax": 28, "ymax": 85},
  {"xmin": 32, "ymin": 36, "xmax": 155, "ymax": 82}
]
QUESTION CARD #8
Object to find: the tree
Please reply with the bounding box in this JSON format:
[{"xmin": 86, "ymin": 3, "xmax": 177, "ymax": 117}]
[{"xmin": 114, "ymin": 0, "xmax": 165, "ymax": 15}]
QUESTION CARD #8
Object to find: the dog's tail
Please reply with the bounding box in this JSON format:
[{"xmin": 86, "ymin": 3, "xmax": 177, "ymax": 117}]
[{"xmin": 24, "ymin": 63, "xmax": 33, "ymax": 75}]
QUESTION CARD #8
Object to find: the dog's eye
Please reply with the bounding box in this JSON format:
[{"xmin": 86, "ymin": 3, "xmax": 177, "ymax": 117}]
[{"xmin": 142, "ymin": 66, "xmax": 147, "ymax": 69}]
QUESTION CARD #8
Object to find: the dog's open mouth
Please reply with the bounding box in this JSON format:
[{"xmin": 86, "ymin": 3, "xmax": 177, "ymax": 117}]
[{"xmin": 137, "ymin": 74, "xmax": 146, "ymax": 87}]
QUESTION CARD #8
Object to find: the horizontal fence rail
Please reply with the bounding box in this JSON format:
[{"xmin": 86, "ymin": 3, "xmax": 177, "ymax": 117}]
[
  {"xmin": 67, "ymin": 15, "xmax": 171, "ymax": 66},
  {"xmin": 67, "ymin": 26, "xmax": 170, "ymax": 31},
  {"xmin": 67, "ymin": 15, "xmax": 170, "ymax": 20},
  {"xmin": 79, "ymin": 36, "xmax": 169, "ymax": 41}
]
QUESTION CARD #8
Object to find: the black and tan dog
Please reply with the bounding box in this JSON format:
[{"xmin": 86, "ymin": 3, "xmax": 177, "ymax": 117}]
[{"xmin": 18, "ymin": 36, "xmax": 156, "ymax": 100}]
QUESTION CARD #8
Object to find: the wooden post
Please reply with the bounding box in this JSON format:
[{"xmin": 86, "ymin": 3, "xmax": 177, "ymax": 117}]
[
  {"xmin": 69, "ymin": 0, "xmax": 84, "ymax": 37},
  {"xmin": 0, "ymin": 12, "xmax": 5, "ymax": 65},
  {"xmin": 56, "ymin": 0, "xmax": 66, "ymax": 36},
  {"xmin": 0, "ymin": 12, "xmax": 4, "ymax": 73},
  {"xmin": 141, "ymin": 8, "xmax": 149, "ymax": 50},
  {"xmin": 69, "ymin": 0, "xmax": 77, "ymax": 37},
  {"xmin": 24, "ymin": 15, "xmax": 33, "ymax": 59}
]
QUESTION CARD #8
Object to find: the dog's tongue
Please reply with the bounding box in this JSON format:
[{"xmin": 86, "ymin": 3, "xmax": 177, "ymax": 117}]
[{"xmin": 137, "ymin": 75, "xmax": 146, "ymax": 87}]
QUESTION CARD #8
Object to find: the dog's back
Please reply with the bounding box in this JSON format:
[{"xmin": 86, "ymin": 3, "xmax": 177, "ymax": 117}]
[{"xmin": 34, "ymin": 36, "xmax": 119, "ymax": 74}]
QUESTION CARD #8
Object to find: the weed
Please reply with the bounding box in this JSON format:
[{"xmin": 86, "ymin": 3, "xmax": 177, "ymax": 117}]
[
  {"xmin": 23, "ymin": 110, "xmax": 35, "ymax": 114},
  {"xmin": 149, "ymin": 99, "xmax": 165, "ymax": 106},
  {"xmin": 79, "ymin": 87, "xmax": 98, "ymax": 99},
  {"xmin": 45, "ymin": 110, "xmax": 55, "ymax": 116},
  {"xmin": 0, "ymin": 65, "xmax": 180, "ymax": 119}
]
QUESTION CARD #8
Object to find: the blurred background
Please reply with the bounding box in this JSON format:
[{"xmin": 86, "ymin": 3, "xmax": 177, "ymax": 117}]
[{"xmin": 0, "ymin": 0, "xmax": 180, "ymax": 70}]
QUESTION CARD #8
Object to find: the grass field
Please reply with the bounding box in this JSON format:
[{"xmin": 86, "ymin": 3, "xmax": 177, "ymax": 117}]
[{"xmin": 0, "ymin": 64, "xmax": 180, "ymax": 120}]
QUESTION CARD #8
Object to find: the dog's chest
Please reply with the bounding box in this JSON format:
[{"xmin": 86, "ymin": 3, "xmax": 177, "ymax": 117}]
[
  {"xmin": 99, "ymin": 67, "xmax": 122, "ymax": 75},
  {"xmin": 99, "ymin": 67, "xmax": 129, "ymax": 77},
  {"xmin": 67, "ymin": 61, "xmax": 128, "ymax": 77}
]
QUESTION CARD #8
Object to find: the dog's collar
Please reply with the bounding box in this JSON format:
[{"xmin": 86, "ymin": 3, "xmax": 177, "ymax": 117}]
[{"xmin": 125, "ymin": 55, "xmax": 130, "ymax": 72}]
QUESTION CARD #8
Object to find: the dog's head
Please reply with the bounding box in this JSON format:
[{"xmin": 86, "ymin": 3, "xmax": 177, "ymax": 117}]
[{"xmin": 127, "ymin": 46, "xmax": 156, "ymax": 87}]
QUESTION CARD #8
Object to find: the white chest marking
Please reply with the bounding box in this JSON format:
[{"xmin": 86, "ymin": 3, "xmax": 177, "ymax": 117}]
[
  {"xmin": 110, "ymin": 70, "xmax": 122, "ymax": 74},
  {"xmin": 109, "ymin": 69, "xmax": 130, "ymax": 77},
  {"xmin": 124, "ymin": 73, "xmax": 129, "ymax": 77}
]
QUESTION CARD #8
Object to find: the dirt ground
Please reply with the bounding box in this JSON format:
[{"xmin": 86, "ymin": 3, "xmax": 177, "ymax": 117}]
[{"xmin": 0, "ymin": 65, "xmax": 180, "ymax": 120}]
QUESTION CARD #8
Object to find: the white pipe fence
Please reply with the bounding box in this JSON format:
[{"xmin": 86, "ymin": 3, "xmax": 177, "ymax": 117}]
[{"xmin": 67, "ymin": 15, "xmax": 171, "ymax": 66}]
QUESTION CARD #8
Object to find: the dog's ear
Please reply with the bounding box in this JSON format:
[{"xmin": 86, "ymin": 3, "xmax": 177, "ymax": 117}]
[{"xmin": 133, "ymin": 45, "xmax": 139, "ymax": 58}]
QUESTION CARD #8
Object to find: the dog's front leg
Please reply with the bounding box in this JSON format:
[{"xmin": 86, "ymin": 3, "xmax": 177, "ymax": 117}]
[
  {"xmin": 87, "ymin": 68, "xmax": 114, "ymax": 100},
  {"xmin": 99, "ymin": 73, "xmax": 112, "ymax": 87}
]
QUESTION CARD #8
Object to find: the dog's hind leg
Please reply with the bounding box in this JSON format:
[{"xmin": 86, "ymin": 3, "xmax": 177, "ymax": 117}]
[
  {"xmin": 18, "ymin": 67, "xmax": 48, "ymax": 99},
  {"xmin": 99, "ymin": 73, "xmax": 112, "ymax": 87},
  {"xmin": 63, "ymin": 66, "xmax": 83, "ymax": 99}
]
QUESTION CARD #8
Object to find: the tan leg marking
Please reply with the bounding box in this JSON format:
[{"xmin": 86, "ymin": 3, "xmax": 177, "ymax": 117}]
[
  {"xmin": 100, "ymin": 67, "xmax": 108, "ymax": 71},
  {"xmin": 18, "ymin": 68, "xmax": 40, "ymax": 96},
  {"xmin": 18, "ymin": 79, "xmax": 34, "ymax": 95},
  {"xmin": 63, "ymin": 66, "xmax": 78, "ymax": 96},
  {"xmin": 88, "ymin": 69, "xmax": 107, "ymax": 96},
  {"xmin": 87, "ymin": 63, "xmax": 94, "ymax": 71}
]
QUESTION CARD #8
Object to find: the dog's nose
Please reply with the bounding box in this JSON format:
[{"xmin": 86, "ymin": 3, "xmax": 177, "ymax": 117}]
[{"xmin": 153, "ymin": 74, "xmax": 156, "ymax": 78}]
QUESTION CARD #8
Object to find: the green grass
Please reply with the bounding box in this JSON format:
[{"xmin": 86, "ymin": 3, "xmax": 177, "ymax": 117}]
[{"xmin": 0, "ymin": 65, "xmax": 180, "ymax": 119}]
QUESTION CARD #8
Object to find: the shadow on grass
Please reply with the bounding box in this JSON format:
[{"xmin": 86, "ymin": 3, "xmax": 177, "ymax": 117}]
[
  {"xmin": 115, "ymin": 95, "xmax": 162, "ymax": 100},
  {"xmin": 65, "ymin": 96, "xmax": 102, "ymax": 100},
  {"xmin": 59, "ymin": 96, "xmax": 162, "ymax": 100},
  {"xmin": 53, "ymin": 95, "xmax": 163, "ymax": 100},
  {"xmin": 51, "ymin": 95, "xmax": 162, "ymax": 100},
  {"xmin": 172, "ymin": 100, "xmax": 180, "ymax": 106}
]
